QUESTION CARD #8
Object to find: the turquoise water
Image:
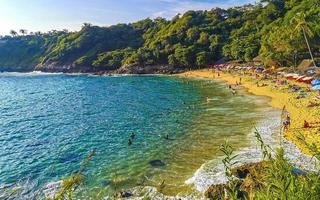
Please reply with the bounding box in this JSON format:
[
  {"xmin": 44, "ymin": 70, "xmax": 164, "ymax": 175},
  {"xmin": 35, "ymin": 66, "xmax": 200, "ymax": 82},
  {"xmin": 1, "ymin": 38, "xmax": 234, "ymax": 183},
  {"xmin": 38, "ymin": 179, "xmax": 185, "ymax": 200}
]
[{"xmin": 0, "ymin": 73, "xmax": 267, "ymax": 198}]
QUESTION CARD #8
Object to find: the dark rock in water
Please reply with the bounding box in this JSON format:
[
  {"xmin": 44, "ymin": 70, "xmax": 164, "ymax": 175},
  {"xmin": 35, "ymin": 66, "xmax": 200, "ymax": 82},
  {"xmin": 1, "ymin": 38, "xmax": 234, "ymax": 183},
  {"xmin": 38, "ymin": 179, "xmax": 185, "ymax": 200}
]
[
  {"xmin": 100, "ymin": 180, "xmax": 112, "ymax": 187},
  {"xmin": 58, "ymin": 153, "xmax": 81, "ymax": 164},
  {"xmin": 119, "ymin": 191, "xmax": 133, "ymax": 198},
  {"xmin": 149, "ymin": 159, "xmax": 165, "ymax": 167}
]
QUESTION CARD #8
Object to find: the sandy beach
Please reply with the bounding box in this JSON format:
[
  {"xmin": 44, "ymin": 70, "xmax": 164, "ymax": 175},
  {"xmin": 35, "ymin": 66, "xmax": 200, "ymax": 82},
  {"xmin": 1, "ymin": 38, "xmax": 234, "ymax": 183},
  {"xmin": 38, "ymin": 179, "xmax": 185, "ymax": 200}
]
[{"xmin": 179, "ymin": 69, "xmax": 320, "ymax": 154}]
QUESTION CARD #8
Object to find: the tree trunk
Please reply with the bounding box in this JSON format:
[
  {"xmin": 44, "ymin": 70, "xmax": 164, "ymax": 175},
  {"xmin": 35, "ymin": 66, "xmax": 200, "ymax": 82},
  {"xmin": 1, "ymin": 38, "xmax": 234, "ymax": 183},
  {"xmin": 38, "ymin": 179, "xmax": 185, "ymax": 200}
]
[{"xmin": 302, "ymin": 27, "xmax": 317, "ymax": 67}]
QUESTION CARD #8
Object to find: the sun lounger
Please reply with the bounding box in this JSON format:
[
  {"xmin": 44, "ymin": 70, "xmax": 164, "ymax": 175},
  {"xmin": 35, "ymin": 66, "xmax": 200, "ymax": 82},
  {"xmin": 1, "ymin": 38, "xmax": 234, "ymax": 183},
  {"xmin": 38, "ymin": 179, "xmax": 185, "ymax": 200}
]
[{"xmin": 296, "ymin": 93, "xmax": 308, "ymax": 99}]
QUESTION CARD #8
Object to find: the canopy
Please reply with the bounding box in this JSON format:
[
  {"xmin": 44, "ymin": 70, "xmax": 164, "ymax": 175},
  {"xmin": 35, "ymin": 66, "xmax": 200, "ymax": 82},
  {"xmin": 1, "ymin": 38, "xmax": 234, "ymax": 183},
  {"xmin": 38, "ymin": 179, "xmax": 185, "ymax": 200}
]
[
  {"xmin": 284, "ymin": 73, "xmax": 300, "ymax": 80},
  {"xmin": 284, "ymin": 73, "xmax": 296, "ymax": 77},
  {"xmin": 301, "ymin": 77, "xmax": 313, "ymax": 84},
  {"xmin": 302, "ymin": 77, "xmax": 313, "ymax": 81},
  {"xmin": 296, "ymin": 76, "xmax": 305, "ymax": 82},
  {"xmin": 311, "ymin": 85, "xmax": 320, "ymax": 91},
  {"xmin": 311, "ymin": 79, "xmax": 320, "ymax": 86}
]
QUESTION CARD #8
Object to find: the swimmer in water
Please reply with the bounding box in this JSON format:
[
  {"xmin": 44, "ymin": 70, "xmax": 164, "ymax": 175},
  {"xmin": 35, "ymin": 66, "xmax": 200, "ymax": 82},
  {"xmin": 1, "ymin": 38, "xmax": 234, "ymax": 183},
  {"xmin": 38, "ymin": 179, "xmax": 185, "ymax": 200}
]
[
  {"xmin": 128, "ymin": 139, "xmax": 132, "ymax": 146},
  {"xmin": 130, "ymin": 132, "xmax": 136, "ymax": 139}
]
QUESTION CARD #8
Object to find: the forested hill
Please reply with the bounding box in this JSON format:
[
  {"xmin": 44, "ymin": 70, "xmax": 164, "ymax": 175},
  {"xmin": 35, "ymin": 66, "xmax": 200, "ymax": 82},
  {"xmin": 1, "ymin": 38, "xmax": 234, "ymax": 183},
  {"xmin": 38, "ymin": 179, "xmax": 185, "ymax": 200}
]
[{"xmin": 0, "ymin": 0, "xmax": 319, "ymax": 73}]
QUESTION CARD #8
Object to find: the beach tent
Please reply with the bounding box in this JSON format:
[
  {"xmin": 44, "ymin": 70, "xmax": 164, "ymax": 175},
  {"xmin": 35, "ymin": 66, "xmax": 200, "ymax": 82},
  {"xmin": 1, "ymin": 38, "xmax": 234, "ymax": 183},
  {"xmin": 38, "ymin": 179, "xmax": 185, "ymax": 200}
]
[{"xmin": 311, "ymin": 79, "xmax": 320, "ymax": 86}]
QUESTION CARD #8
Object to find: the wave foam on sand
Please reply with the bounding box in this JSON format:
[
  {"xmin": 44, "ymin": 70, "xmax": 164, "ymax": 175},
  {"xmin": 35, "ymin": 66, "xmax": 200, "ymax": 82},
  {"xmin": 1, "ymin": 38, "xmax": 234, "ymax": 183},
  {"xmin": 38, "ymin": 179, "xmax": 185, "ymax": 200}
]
[{"xmin": 185, "ymin": 107, "xmax": 318, "ymax": 193}]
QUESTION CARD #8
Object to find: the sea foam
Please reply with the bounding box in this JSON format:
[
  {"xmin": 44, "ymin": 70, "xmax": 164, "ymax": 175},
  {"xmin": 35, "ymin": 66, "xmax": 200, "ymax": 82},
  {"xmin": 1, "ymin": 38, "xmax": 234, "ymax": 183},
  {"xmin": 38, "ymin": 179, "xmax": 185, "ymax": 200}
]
[{"xmin": 185, "ymin": 107, "xmax": 318, "ymax": 193}]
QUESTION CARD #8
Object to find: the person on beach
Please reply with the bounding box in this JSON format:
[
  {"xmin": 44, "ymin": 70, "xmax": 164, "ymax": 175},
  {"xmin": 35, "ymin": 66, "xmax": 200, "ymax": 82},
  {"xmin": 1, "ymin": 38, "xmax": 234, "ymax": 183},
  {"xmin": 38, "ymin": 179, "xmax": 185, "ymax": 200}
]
[
  {"xmin": 304, "ymin": 120, "xmax": 310, "ymax": 128},
  {"xmin": 130, "ymin": 132, "xmax": 136, "ymax": 140},
  {"xmin": 239, "ymin": 77, "xmax": 242, "ymax": 84},
  {"xmin": 286, "ymin": 115, "xmax": 291, "ymax": 128},
  {"xmin": 283, "ymin": 121, "xmax": 288, "ymax": 131},
  {"xmin": 128, "ymin": 139, "xmax": 132, "ymax": 146},
  {"xmin": 232, "ymin": 89, "xmax": 236, "ymax": 95}
]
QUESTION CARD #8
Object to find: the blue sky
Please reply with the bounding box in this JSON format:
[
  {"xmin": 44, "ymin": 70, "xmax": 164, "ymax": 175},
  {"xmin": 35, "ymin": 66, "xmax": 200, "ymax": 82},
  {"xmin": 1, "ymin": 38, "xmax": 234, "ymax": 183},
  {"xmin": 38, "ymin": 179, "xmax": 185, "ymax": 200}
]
[{"xmin": 0, "ymin": 0, "xmax": 255, "ymax": 35}]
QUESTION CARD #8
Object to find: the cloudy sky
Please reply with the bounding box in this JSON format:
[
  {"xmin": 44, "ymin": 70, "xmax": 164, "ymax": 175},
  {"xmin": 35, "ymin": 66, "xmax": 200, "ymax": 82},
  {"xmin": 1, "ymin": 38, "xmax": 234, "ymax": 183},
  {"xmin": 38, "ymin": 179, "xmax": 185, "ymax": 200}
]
[{"xmin": 0, "ymin": 0, "xmax": 255, "ymax": 35}]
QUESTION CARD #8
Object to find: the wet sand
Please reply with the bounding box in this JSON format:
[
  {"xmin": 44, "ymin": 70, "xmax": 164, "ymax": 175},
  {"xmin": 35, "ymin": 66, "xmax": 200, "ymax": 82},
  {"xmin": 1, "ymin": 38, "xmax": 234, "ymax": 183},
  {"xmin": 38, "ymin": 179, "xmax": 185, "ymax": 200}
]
[{"xmin": 179, "ymin": 69, "xmax": 320, "ymax": 154}]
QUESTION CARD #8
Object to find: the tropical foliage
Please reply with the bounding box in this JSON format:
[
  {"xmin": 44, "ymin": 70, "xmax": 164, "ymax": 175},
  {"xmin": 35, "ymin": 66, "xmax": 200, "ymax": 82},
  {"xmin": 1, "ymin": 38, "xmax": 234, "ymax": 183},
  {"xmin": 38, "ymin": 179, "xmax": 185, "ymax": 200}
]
[
  {"xmin": 0, "ymin": 0, "xmax": 319, "ymax": 72},
  {"xmin": 218, "ymin": 130, "xmax": 320, "ymax": 200}
]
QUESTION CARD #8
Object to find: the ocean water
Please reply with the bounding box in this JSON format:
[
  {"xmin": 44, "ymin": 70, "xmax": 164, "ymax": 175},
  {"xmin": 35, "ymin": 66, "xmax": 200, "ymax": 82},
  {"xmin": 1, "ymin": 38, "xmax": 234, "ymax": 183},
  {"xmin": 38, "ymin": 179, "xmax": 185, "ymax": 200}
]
[{"xmin": 0, "ymin": 73, "xmax": 271, "ymax": 199}]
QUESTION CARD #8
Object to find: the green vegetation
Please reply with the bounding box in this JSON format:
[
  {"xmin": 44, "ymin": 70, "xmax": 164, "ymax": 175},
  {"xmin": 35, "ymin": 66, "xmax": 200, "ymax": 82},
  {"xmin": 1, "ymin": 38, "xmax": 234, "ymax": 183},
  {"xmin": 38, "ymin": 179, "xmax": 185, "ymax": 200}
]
[
  {"xmin": 214, "ymin": 130, "xmax": 320, "ymax": 200},
  {"xmin": 0, "ymin": 0, "xmax": 319, "ymax": 72},
  {"xmin": 51, "ymin": 149, "xmax": 96, "ymax": 200}
]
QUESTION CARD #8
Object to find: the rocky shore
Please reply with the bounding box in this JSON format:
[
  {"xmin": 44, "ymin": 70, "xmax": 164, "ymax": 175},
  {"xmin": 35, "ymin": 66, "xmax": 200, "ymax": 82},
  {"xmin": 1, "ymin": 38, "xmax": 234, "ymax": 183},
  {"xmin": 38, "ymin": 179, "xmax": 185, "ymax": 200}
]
[{"xmin": 31, "ymin": 64, "xmax": 188, "ymax": 75}]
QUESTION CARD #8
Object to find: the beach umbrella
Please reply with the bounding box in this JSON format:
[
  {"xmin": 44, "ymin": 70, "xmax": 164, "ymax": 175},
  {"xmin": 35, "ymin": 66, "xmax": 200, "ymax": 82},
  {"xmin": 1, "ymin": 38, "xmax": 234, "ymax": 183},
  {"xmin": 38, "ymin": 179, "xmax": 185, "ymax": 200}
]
[
  {"xmin": 311, "ymin": 85, "xmax": 320, "ymax": 91},
  {"xmin": 292, "ymin": 74, "xmax": 300, "ymax": 78},
  {"xmin": 302, "ymin": 77, "xmax": 313, "ymax": 84},
  {"xmin": 311, "ymin": 79, "xmax": 320, "ymax": 86},
  {"xmin": 285, "ymin": 73, "xmax": 299, "ymax": 80},
  {"xmin": 284, "ymin": 73, "xmax": 294, "ymax": 77},
  {"xmin": 296, "ymin": 76, "xmax": 305, "ymax": 82}
]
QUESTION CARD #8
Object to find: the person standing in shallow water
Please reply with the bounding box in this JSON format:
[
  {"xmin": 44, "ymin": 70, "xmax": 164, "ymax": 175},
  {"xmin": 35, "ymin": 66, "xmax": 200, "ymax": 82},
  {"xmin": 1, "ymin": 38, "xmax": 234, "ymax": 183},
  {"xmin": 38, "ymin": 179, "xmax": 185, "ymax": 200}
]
[
  {"xmin": 128, "ymin": 139, "xmax": 132, "ymax": 146},
  {"xmin": 130, "ymin": 132, "xmax": 136, "ymax": 140}
]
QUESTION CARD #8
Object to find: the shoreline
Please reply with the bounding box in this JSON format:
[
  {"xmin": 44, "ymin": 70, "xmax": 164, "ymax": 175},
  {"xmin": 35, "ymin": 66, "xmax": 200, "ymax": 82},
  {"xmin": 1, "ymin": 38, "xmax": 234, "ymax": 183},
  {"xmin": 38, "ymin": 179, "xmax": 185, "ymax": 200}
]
[
  {"xmin": 178, "ymin": 72, "xmax": 318, "ymax": 195},
  {"xmin": 2, "ymin": 70, "xmax": 318, "ymax": 199},
  {"xmin": 179, "ymin": 69, "xmax": 320, "ymax": 155},
  {"xmin": 127, "ymin": 73, "xmax": 318, "ymax": 198}
]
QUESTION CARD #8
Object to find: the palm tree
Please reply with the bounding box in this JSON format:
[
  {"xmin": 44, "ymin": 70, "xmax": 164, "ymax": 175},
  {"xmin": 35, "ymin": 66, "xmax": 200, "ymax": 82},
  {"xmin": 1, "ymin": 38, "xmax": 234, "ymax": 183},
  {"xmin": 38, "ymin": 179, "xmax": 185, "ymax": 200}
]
[
  {"xmin": 19, "ymin": 29, "xmax": 27, "ymax": 36},
  {"xmin": 9, "ymin": 30, "xmax": 17, "ymax": 37},
  {"xmin": 291, "ymin": 12, "xmax": 317, "ymax": 67}
]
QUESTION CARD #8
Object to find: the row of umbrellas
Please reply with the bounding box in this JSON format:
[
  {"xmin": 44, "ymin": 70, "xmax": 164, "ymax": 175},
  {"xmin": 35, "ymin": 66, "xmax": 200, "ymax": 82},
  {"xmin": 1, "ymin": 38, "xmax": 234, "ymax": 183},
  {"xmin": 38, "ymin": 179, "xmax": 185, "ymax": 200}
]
[
  {"xmin": 281, "ymin": 72, "xmax": 320, "ymax": 91},
  {"xmin": 212, "ymin": 64, "xmax": 320, "ymax": 91}
]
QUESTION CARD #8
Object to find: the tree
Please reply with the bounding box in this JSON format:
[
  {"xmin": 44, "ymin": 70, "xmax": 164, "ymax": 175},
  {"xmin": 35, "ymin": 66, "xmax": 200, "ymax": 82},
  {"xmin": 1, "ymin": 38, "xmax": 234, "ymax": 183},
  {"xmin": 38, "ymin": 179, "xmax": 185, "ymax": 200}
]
[
  {"xmin": 10, "ymin": 30, "xmax": 17, "ymax": 37},
  {"xmin": 196, "ymin": 51, "xmax": 210, "ymax": 67},
  {"xmin": 291, "ymin": 12, "xmax": 317, "ymax": 67},
  {"xmin": 168, "ymin": 54, "xmax": 178, "ymax": 67},
  {"xmin": 19, "ymin": 29, "xmax": 27, "ymax": 36},
  {"xmin": 197, "ymin": 32, "xmax": 209, "ymax": 46}
]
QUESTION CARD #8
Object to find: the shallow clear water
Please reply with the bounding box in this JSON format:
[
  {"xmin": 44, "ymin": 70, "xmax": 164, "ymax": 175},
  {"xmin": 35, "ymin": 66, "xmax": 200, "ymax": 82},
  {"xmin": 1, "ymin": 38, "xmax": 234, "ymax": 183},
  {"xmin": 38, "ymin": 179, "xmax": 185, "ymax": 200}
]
[{"xmin": 0, "ymin": 73, "xmax": 269, "ymax": 198}]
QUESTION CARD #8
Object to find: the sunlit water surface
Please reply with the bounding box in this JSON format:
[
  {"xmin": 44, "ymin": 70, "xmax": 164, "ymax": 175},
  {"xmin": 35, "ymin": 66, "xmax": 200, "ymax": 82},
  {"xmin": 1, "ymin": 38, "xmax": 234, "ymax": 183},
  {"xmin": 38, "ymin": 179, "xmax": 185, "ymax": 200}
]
[{"xmin": 0, "ymin": 73, "xmax": 271, "ymax": 198}]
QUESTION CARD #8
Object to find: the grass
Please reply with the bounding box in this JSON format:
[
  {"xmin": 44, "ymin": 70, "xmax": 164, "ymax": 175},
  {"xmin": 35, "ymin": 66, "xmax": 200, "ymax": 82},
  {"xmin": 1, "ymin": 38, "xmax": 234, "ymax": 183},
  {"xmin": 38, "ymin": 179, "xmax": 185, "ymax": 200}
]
[{"xmin": 217, "ymin": 130, "xmax": 320, "ymax": 200}]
